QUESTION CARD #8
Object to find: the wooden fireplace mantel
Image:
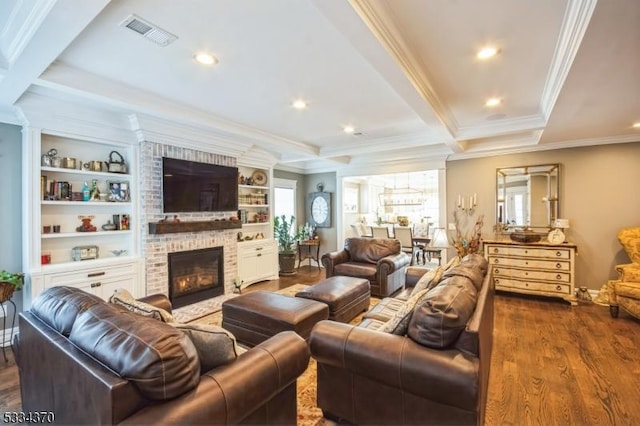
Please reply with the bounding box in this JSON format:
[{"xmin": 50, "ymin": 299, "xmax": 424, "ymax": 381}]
[{"xmin": 148, "ymin": 220, "xmax": 242, "ymax": 235}]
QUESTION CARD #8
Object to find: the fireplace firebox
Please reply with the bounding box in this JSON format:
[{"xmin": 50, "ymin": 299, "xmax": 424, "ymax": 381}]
[{"xmin": 168, "ymin": 247, "xmax": 224, "ymax": 309}]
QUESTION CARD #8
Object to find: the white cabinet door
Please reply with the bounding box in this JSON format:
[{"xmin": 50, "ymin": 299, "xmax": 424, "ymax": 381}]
[{"xmin": 238, "ymin": 240, "xmax": 278, "ymax": 286}]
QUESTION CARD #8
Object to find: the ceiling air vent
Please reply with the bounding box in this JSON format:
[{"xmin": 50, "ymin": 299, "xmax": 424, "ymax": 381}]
[{"xmin": 119, "ymin": 14, "xmax": 177, "ymax": 46}]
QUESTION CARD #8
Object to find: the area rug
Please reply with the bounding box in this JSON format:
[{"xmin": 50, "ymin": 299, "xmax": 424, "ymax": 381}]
[{"xmin": 189, "ymin": 284, "xmax": 380, "ymax": 426}]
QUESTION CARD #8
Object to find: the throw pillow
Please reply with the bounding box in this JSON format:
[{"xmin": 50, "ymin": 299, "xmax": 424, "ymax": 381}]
[
  {"xmin": 442, "ymin": 255, "xmax": 461, "ymax": 271},
  {"xmin": 380, "ymin": 288, "xmax": 429, "ymax": 335},
  {"xmin": 171, "ymin": 323, "xmax": 242, "ymax": 373},
  {"xmin": 410, "ymin": 266, "xmax": 444, "ymax": 296},
  {"xmin": 407, "ymin": 276, "xmax": 478, "ymax": 349},
  {"xmin": 109, "ymin": 288, "xmax": 174, "ymax": 323}
]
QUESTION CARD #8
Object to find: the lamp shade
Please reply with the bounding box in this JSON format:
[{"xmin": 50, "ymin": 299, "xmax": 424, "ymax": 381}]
[
  {"xmin": 431, "ymin": 228, "xmax": 449, "ymax": 248},
  {"xmin": 555, "ymin": 219, "xmax": 570, "ymax": 229}
]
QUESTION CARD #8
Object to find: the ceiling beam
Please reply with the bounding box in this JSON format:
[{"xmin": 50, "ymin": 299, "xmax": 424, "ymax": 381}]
[{"xmin": 0, "ymin": 0, "xmax": 111, "ymax": 107}]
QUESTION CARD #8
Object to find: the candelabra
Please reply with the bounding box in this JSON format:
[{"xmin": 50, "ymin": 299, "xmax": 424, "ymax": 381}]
[{"xmin": 456, "ymin": 193, "xmax": 478, "ymax": 212}]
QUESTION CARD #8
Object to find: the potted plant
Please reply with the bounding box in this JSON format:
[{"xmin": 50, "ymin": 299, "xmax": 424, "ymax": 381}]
[
  {"xmin": 0, "ymin": 270, "xmax": 24, "ymax": 303},
  {"xmin": 274, "ymin": 215, "xmax": 303, "ymax": 275}
]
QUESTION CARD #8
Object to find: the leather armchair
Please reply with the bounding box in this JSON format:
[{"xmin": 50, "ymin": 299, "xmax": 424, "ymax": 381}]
[
  {"xmin": 609, "ymin": 227, "xmax": 640, "ymax": 319},
  {"xmin": 322, "ymin": 237, "xmax": 410, "ymax": 297}
]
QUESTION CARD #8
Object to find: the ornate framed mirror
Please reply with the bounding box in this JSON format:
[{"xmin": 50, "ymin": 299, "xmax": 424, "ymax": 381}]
[{"xmin": 496, "ymin": 164, "xmax": 559, "ymax": 229}]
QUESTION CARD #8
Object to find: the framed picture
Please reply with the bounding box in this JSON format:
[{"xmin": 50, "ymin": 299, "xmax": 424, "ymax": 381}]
[{"xmin": 108, "ymin": 181, "xmax": 130, "ymax": 202}]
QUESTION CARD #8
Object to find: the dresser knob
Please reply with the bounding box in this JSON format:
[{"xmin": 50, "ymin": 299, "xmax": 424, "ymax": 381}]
[
  {"xmin": 556, "ymin": 263, "xmax": 562, "ymax": 269},
  {"xmin": 556, "ymin": 251, "xmax": 562, "ymax": 257},
  {"xmin": 556, "ymin": 285, "xmax": 562, "ymax": 291},
  {"xmin": 493, "ymin": 248, "xmax": 499, "ymax": 253},
  {"xmin": 494, "ymin": 259, "xmax": 500, "ymax": 264},
  {"xmin": 556, "ymin": 274, "xmax": 562, "ymax": 280},
  {"xmin": 494, "ymin": 269, "xmax": 500, "ymax": 274}
]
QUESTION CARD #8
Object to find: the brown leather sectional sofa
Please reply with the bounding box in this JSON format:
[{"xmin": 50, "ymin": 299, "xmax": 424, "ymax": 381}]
[
  {"xmin": 310, "ymin": 254, "xmax": 494, "ymax": 425},
  {"xmin": 14, "ymin": 286, "xmax": 309, "ymax": 425},
  {"xmin": 322, "ymin": 237, "xmax": 411, "ymax": 297}
]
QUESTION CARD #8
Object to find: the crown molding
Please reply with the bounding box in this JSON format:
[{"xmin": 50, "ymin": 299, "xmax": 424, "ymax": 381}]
[
  {"xmin": 16, "ymin": 91, "xmax": 137, "ymax": 145},
  {"xmin": 540, "ymin": 0, "xmax": 598, "ymax": 118},
  {"xmin": 129, "ymin": 113, "xmax": 254, "ymax": 158},
  {"xmin": 455, "ymin": 114, "xmax": 547, "ymax": 141},
  {"xmin": 447, "ymin": 132, "xmax": 640, "ymax": 161},
  {"xmin": 318, "ymin": 129, "xmax": 442, "ymax": 158},
  {"xmin": 0, "ymin": 0, "xmax": 56, "ymax": 68}
]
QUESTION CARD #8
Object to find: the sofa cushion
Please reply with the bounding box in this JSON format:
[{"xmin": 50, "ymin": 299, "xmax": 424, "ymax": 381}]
[
  {"xmin": 441, "ymin": 254, "xmax": 488, "ymax": 291},
  {"xmin": 334, "ymin": 262, "xmax": 377, "ymax": 282},
  {"xmin": 30, "ymin": 286, "xmax": 104, "ymax": 336},
  {"xmin": 172, "ymin": 323, "xmax": 241, "ymax": 373},
  {"xmin": 410, "ymin": 266, "xmax": 444, "ymax": 296},
  {"xmin": 109, "ymin": 288, "xmax": 174, "ymax": 322},
  {"xmin": 407, "ymin": 275, "xmax": 478, "ymax": 349},
  {"xmin": 345, "ymin": 237, "xmax": 401, "ymax": 264},
  {"xmin": 69, "ymin": 303, "xmax": 200, "ymax": 401},
  {"xmin": 380, "ymin": 288, "xmax": 429, "ymax": 335},
  {"xmin": 442, "ymin": 255, "xmax": 461, "ymax": 271}
]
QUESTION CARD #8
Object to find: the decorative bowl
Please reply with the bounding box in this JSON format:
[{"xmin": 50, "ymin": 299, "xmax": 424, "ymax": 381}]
[
  {"xmin": 510, "ymin": 230, "xmax": 542, "ymax": 243},
  {"xmin": 110, "ymin": 250, "xmax": 127, "ymax": 257}
]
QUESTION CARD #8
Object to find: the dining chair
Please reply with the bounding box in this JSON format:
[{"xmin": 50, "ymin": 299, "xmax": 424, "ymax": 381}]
[
  {"xmin": 371, "ymin": 226, "xmax": 391, "ymax": 239},
  {"xmin": 393, "ymin": 226, "xmax": 416, "ymax": 265}
]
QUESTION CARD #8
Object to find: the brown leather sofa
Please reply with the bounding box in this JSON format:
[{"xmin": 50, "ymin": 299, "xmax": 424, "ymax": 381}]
[
  {"xmin": 14, "ymin": 286, "xmax": 310, "ymax": 425},
  {"xmin": 310, "ymin": 254, "xmax": 494, "ymax": 425},
  {"xmin": 321, "ymin": 237, "xmax": 411, "ymax": 297}
]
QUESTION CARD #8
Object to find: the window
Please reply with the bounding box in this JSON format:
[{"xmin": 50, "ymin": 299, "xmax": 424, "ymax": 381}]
[{"xmin": 274, "ymin": 178, "xmax": 297, "ymax": 229}]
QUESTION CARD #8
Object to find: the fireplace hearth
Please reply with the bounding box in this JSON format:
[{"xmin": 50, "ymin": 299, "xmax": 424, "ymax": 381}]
[{"xmin": 168, "ymin": 247, "xmax": 224, "ymax": 309}]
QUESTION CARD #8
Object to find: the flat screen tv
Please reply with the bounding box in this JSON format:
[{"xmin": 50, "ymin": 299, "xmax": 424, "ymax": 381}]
[{"xmin": 162, "ymin": 157, "xmax": 238, "ymax": 213}]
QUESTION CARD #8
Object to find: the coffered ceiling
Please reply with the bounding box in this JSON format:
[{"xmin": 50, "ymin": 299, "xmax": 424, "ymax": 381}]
[{"xmin": 0, "ymin": 0, "xmax": 638, "ymax": 173}]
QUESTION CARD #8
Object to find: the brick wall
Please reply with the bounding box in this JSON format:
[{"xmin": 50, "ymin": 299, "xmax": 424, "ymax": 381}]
[{"xmin": 140, "ymin": 142, "xmax": 238, "ymax": 296}]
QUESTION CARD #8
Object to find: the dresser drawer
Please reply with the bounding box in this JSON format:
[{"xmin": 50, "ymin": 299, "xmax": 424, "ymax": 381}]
[
  {"xmin": 494, "ymin": 277, "xmax": 571, "ymax": 295},
  {"xmin": 44, "ymin": 262, "xmax": 137, "ymax": 287},
  {"xmin": 492, "ymin": 266, "xmax": 571, "ymax": 283},
  {"xmin": 488, "ymin": 256, "xmax": 571, "ymax": 271},
  {"xmin": 486, "ymin": 245, "xmax": 571, "ymax": 259}
]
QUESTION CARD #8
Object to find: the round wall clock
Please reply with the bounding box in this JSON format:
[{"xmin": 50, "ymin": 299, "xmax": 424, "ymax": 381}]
[
  {"xmin": 548, "ymin": 228, "xmax": 566, "ymax": 244},
  {"xmin": 309, "ymin": 191, "xmax": 331, "ymax": 228}
]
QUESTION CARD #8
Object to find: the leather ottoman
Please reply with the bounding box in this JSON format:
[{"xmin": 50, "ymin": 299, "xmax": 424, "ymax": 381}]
[
  {"xmin": 295, "ymin": 276, "xmax": 371, "ymax": 323},
  {"xmin": 222, "ymin": 290, "xmax": 329, "ymax": 347}
]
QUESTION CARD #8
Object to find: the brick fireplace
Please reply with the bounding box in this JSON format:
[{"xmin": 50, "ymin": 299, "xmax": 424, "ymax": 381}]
[{"xmin": 140, "ymin": 141, "xmax": 238, "ymax": 298}]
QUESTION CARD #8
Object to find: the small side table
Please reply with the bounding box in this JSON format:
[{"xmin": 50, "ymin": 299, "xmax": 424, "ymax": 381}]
[
  {"xmin": 297, "ymin": 239, "xmax": 321, "ymax": 270},
  {"xmin": 1, "ymin": 299, "xmax": 16, "ymax": 362}
]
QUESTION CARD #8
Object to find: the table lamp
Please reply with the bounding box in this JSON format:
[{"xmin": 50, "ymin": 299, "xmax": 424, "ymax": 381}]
[{"xmin": 548, "ymin": 218, "xmax": 570, "ymax": 243}]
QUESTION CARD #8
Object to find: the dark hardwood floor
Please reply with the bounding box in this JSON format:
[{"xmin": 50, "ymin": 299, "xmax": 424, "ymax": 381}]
[{"xmin": 2, "ymin": 266, "xmax": 639, "ymax": 425}]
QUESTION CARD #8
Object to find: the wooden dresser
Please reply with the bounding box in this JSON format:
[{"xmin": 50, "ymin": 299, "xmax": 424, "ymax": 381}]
[{"xmin": 484, "ymin": 239, "xmax": 578, "ymax": 305}]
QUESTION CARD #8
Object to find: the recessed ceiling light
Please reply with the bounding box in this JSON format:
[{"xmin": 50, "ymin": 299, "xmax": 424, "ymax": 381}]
[
  {"xmin": 343, "ymin": 125, "xmax": 355, "ymax": 134},
  {"xmin": 633, "ymin": 122, "xmax": 640, "ymax": 128},
  {"xmin": 292, "ymin": 100, "xmax": 307, "ymax": 110},
  {"xmin": 194, "ymin": 52, "xmax": 217, "ymax": 66},
  {"xmin": 477, "ymin": 46, "xmax": 499, "ymax": 60},
  {"xmin": 485, "ymin": 97, "xmax": 502, "ymax": 107}
]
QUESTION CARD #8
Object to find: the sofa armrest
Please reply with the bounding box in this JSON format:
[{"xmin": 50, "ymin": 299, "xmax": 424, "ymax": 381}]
[
  {"xmin": 121, "ymin": 331, "xmax": 309, "ymax": 425},
  {"xmin": 137, "ymin": 293, "xmax": 173, "ymax": 313},
  {"xmin": 405, "ymin": 266, "xmax": 430, "ymax": 288},
  {"xmin": 378, "ymin": 252, "xmax": 410, "ymax": 274},
  {"xmin": 309, "ymin": 321, "xmax": 479, "ymax": 411},
  {"xmin": 322, "ymin": 250, "xmax": 351, "ymax": 277},
  {"xmin": 615, "ymin": 263, "xmax": 640, "ymax": 282}
]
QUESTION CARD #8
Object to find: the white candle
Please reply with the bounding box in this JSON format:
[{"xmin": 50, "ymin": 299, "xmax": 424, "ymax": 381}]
[
  {"xmin": 473, "ymin": 193, "xmax": 477, "ymax": 206},
  {"xmin": 458, "ymin": 195, "xmax": 461, "ymax": 207},
  {"xmin": 461, "ymin": 198, "xmax": 465, "ymax": 209}
]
